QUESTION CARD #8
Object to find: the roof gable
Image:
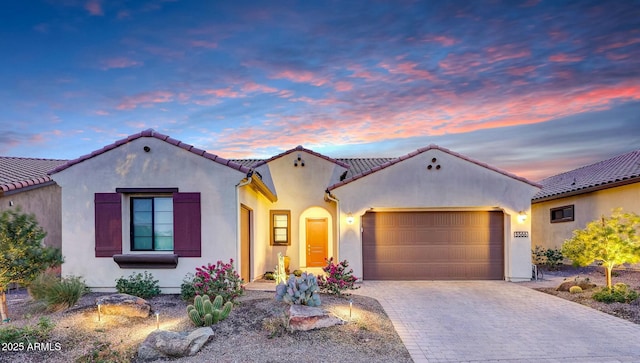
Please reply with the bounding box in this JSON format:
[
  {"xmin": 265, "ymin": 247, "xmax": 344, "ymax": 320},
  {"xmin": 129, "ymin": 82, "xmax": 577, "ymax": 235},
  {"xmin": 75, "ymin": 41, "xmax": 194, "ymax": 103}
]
[
  {"xmin": 328, "ymin": 144, "xmax": 540, "ymax": 190},
  {"xmin": 253, "ymin": 145, "xmax": 350, "ymax": 169},
  {"xmin": 0, "ymin": 157, "xmax": 67, "ymax": 194},
  {"xmin": 532, "ymin": 149, "xmax": 640, "ymax": 202},
  {"xmin": 49, "ymin": 129, "xmax": 251, "ymax": 175}
]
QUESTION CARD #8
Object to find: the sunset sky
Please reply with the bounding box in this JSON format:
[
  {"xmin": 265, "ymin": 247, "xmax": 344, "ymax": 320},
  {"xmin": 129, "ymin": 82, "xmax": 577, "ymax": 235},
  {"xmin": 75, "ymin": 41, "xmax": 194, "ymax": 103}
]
[{"xmin": 1, "ymin": 0, "xmax": 639, "ymax": 181}]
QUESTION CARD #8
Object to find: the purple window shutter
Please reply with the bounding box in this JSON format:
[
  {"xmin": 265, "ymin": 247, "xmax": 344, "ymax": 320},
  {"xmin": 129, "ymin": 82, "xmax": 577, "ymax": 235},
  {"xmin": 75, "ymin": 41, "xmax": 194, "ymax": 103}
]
[
  {"xmin": 94, "ymin": 193, "xmax": 122, "ymax": 257},
  {"xmin": 173, "ymin": 192, "xmax": 201, "ymax": 257}
]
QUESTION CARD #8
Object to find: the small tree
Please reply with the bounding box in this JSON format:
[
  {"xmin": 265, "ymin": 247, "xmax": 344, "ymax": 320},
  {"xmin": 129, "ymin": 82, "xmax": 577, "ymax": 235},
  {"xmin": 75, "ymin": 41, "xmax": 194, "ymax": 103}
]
[
  {"xmin": 0, "ymin": 209, "xmax": 63, "ymax": 322},
  {"xmin": 562, "ymin": 209, "xmax": 640, "ymax": 289}
]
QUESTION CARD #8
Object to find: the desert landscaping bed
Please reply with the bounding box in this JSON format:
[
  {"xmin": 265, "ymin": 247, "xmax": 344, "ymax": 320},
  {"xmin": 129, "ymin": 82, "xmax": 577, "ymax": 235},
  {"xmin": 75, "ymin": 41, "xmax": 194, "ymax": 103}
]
[
  {"xmin": 532, "ymin": 265, "xmax": 640, "ymax": 325},
  {"xmin": 1, "ymin": 288, "xmax": 411, "ymax": 363}
]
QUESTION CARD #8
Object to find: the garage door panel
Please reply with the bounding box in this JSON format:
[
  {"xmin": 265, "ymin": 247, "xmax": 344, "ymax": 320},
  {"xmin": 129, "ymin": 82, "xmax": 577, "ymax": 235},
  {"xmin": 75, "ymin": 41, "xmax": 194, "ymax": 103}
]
[{"xmin": 362, "ymin": 211, "xmax": 504, "ymax": 280}]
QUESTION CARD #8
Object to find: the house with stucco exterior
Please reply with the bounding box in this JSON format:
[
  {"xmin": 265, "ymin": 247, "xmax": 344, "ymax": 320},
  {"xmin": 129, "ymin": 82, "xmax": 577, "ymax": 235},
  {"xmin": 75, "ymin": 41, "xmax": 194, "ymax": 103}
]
[
  {"xmin": 49, "ymin": 129, "xmax": 540, "ymax": 292},
  {"xmin": 0, "ymin": 156, "xmax": 67, "ymax": 249},
  {"xmin": 532, "ymin": 148, "xmax": 640, "ymax": 250}
]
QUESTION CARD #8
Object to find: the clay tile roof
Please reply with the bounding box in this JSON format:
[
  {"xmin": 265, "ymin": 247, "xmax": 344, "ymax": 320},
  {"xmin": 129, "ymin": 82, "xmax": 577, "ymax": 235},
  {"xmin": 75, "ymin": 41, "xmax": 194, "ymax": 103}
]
[
  {"xmin": 532, "ymin": 149, "xmax": 640, "ymax": 202},
  {"xmin": 252, "ymin": 145, "xmax": 350, "ymax": 169},
  {"xmin": 336, "ymin": 158, "xmax": 396, "ymax": 179},
  {"xmin": 49, "ymin": 129, "xmax": 251, "ymax": 175},
  {"xmin": 328, "ymin": 144, "xmax": 540, "ymax": 191},
  {"xmin": 0, "ymin": 157, "xmax": 67, "ymax": 194}
]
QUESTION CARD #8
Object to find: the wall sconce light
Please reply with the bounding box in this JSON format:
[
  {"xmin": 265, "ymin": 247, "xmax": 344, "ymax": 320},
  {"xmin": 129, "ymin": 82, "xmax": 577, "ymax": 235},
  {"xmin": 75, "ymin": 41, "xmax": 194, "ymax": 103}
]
[
  {"xmin": 9, "ymin": 201, "xmax": 14, "ymax": 207},
  {"xmin": 346, "ymin": 213, "xmax": 354, "ymax": 225},
  {"xmin": 517, "ymin": 211, "xmax": 528, "ymax": 223}
]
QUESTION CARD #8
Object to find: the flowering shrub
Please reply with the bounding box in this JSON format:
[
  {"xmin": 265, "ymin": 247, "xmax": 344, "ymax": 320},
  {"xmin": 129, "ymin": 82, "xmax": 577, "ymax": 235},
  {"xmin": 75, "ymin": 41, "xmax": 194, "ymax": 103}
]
[
  {"xmin": 317, "ymin": 257, "xmax": 360, "ymax": 296},
  {"xmin": 192, "ymin": 259, "xmax": 245, "ymax": 304}
]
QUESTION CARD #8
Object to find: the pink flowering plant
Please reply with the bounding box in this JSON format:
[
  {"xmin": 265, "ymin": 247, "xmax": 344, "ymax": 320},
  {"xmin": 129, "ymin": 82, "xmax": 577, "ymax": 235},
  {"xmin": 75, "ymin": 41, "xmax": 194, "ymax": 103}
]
[
  {"xmin": 191, "ymin": 259, "xmax": 245, "ymax": 304},
  {"xmin": 317, "ymin": 257, "xmax": 360, "ymax": 297}
]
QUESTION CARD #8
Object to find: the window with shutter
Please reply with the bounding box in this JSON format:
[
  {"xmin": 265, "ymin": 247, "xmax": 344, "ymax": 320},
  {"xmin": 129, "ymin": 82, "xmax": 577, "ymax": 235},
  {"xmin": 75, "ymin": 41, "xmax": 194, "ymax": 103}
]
[{"xmin": 95, "ymin": 193, "xmax": 123, "ymax": 257}]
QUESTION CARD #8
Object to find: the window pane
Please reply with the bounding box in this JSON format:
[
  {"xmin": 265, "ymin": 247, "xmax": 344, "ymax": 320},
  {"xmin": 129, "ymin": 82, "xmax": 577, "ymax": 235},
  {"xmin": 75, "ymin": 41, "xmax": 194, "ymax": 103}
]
[
  {"xmin": 154, "ymin": 223, "xmax": 173, "ymax": 237},
  {"xmin": 155, "ymin": 237, "xmax": 173, "ymax": 250},
  {"xmin": 274, "ymin": 228, "xmax": 287, "ymax": 242},
  {"xmin": 133, "ymin": 199, "xmax": 152, "ymax": 212},
  {"xmin": 154, "ymin": 211, "xmax": 173, "ymax": 224},
  {"xmin": 154, "ymin": 197, "xmax": 173, "ymax": 211},
  {"xmin": 133, "ymin": 236, "xmax": 153, "ymax": 250},
  {"xmin": 134, "ymin": 211, "xmax": 152, "ymax": 224},
  {"xmin": 133, "ymin": 224, "xmax": 152, "ymax": 237},
  {"xmin": 274, "ymin": 215, "xmax": 288, "ymax": 228}
]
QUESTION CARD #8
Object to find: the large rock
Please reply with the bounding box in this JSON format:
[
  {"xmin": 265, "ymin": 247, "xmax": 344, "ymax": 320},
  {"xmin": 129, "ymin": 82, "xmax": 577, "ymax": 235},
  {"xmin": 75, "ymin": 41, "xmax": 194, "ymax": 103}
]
[
  {"xmin": 137, "ymin": 327, "xmax": 214, "ymax": 360},
  {"xmin": 96, "ymin": 293, "xmax": 151, "ymax": 318},
  {"xmin": 556, "ymin": 278, "xmax": 597, "ymax": 292},
  {"xmin": 288, "ymin": 304, "xmax": 345, "ymax": 331}
]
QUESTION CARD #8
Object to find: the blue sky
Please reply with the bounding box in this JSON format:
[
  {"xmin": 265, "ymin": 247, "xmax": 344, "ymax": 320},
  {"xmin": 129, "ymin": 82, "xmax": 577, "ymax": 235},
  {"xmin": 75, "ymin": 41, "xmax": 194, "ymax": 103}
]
[{"xmin": 1, "ymin": 0, "xmax": 638, "ymax": 181}]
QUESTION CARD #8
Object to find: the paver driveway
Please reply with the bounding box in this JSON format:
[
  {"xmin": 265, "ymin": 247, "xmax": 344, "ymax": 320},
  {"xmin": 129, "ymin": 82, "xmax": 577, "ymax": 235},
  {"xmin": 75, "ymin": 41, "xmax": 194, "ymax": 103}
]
[{"xmin": 355, "ymin": 281, "xmax": 640, "ymax": 362}]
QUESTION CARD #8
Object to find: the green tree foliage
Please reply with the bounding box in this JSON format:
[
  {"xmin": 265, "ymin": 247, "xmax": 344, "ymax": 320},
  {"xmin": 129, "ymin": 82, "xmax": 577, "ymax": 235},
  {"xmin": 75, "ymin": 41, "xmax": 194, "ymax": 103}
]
[
  {"xmin": 562, "ymin": 208, "xmax": 640, "ymax": 288},
  {"xmin": 0, "ymin": 209, "xmax": 64, "ymax": 321}
]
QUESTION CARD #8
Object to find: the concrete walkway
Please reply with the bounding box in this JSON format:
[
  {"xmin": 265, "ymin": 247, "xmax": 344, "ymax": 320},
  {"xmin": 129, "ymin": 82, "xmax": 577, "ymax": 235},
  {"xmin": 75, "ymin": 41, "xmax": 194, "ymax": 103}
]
[{"xmin": 353, "ymin": 281, "xmax": 640, "ymax": 363}]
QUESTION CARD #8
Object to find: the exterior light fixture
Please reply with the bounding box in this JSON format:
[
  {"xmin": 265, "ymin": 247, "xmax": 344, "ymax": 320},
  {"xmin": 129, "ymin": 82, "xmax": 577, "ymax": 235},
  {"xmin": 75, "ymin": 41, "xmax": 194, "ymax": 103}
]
[
  {"xmin": 155, "ymin": 312, "xmax": 160, "ymax": 329},
  {"xmin": 97, "ymin": 304, "xmax": 101, "ymax": 322},
  {"xmin": 349, "ymin": 299, "xmax": 353, "ymax": 319},
  {"xmin": 517, "ymin": 211, "xmax": 527, "ymax": 223},
  {"xmin": 346, "ymin": 213, "xmax": 354, "ymax": 225}
]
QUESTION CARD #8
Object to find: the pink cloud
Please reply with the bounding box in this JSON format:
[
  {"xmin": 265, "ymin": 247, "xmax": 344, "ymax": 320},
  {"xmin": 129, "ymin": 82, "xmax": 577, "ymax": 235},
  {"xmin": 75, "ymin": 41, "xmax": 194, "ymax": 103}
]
[
  {"xmin": 506, "ymin": 65, "xmax": 537, "ymax": 76},
  {"xmin": 190, "ymin": 40, "xmax": 218, "ymax": 49},
  {"xmin": 94, "ymin": 110, "xmax": 110, "ymax": 116},
  {"xmin": 270, "ymin": 69, "xmax": 328, "ymax": 87},
  {"xmin": 117, "ymin": 90, "xmax": 174, "ymax": 110},
  {"xmin": 99, "ymin": 57, "xmax": 143, "ymax": 70},
  {"xmin": 383, "ymin": 61, "xmax": 438, "ymax": 82},
  {"xmin": 242, "ymin": 82, "xmax": 278, "ymax": 94},
  {"xmin": 597, "ymin": 38, "xmax": 640, "ymax": 52},
  {"xmin": 548, "ymin": 53, "xmax": 583, "ymax": 62},
  {"xmin": 334, "ymin": 81, "xmax": 353, "ymax": 92},
  {"xmin": 422, "ymin": 35, "xmax": 458, "ymax": 46},
  {"xmin": 85, "ymin": 0, "xmax": 103, "ymax": 16}
]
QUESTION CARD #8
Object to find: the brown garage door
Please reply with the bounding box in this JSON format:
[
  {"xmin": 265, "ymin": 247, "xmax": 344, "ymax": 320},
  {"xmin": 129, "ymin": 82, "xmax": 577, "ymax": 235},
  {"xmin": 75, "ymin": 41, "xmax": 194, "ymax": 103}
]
[{"xmin": 362, "ymin": 211, "xmax": 504, "ymax": 280}]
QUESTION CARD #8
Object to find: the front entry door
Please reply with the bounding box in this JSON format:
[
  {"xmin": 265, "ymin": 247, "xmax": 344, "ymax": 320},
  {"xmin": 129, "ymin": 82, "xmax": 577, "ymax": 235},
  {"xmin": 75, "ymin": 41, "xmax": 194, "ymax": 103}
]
[
  {"xmin": 240, "ymin": 205, "xmax": 251, "ymax": 282},
  {"xmin": 306, "ymin": 218, "xmax": 328, "ymax": 267}
]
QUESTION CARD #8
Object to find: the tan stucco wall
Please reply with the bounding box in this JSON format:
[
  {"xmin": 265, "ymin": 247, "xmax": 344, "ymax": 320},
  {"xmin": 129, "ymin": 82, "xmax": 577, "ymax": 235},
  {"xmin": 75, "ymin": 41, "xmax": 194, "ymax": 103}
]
[
  {"xmin": 331, "ymin": 148, "xmax": 539, "ymax": 282},
  {"xmin": 246, "ymin": 152, "xmax": 343, "ymax": 276},
  {"xmin": 0, "ymin": 183, "xmax": 62, "ymax": 249},
  {"xmin": 532, "ymin": 182, "xmax": 640, "ymax": 250},
  {"xmin": 51, "ymin": 137, "xmax": 246, "ymax": 292}
]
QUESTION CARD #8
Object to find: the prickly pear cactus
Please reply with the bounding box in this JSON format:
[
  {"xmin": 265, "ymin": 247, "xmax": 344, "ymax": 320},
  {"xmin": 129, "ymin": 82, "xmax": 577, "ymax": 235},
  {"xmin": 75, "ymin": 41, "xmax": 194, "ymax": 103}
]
[
  {"xmin": 274, "ymin": 272, "xmax": 321, "ymax": 307},
  {"xmin": 187, "ymin": 295, "xmax": 233, "ymax": 326}
]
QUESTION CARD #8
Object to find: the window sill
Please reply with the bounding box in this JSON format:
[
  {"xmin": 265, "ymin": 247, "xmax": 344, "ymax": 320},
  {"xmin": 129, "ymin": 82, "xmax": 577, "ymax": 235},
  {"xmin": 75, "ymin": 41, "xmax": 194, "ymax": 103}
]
[{"xmin": 113, "ymin": 254, "xmax": 179, "ymax": 269}]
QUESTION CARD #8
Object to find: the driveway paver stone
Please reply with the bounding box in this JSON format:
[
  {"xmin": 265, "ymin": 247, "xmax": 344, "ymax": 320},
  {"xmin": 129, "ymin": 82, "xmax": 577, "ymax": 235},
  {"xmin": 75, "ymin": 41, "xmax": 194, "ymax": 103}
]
[{"xmin": 355, "ymin": 281, "xmax": 640, "ymax": 362}]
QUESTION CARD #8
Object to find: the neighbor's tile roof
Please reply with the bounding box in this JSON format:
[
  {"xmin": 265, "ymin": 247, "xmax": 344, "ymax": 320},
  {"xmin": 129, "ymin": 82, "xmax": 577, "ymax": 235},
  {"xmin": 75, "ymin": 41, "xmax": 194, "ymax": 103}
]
[
  {"xmin": 328, "ymin": 144, "xmax": 540, "ymax": 190},
  {"xmin": 0, "ymin": 157, "xmax": 67, "ymax": 194},
  {"xmin": 50, "ymin": 129, "xmax": 251, "ymax": 175},
  {"xmin": 532, "ymin": 149, "xmax": 640, "ymax": 202}
]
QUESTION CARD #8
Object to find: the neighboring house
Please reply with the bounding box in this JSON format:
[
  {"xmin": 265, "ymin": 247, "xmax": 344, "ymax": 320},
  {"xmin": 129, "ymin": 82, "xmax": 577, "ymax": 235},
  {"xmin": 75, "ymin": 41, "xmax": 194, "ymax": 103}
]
[
  {"xmin": 49, "ymin": 129, "xmax": 540, "ymax": 292},
  {"xmin": 532, "ymin": 149, "xmax": 640, "ymax": 250},
  {"xmin": 0, "ymin": 157, "xmax": 67, "ymax": 249}
]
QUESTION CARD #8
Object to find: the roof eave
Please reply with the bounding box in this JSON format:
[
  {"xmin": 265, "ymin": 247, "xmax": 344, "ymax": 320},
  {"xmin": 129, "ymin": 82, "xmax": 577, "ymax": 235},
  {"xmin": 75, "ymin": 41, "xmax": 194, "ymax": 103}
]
[{"xmin": 247, "ymin": 176, "xmax": 277, "ymax": 203}]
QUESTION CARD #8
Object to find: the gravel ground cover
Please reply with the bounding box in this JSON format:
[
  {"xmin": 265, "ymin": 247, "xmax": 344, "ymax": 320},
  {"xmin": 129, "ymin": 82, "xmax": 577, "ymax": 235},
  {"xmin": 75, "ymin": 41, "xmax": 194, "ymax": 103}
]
[
  {"xmin": 530, "ymin": 265, "xmax": 640, "ymax": 325},
  {"xmin": 1, "ymin": 288, "xmax": 412, "ymax": 363}
]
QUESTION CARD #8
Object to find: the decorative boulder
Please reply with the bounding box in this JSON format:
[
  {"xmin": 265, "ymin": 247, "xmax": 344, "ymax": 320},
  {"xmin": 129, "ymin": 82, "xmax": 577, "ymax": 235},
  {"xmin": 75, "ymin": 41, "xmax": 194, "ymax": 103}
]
[
  {"xmin": 96, "ymin": 293, "xmax": 151, "ymax": 318},
  {"xmin": 288, "ymin": 304, "xmax": 345, "ymax": 331},
  {"xmin": 556, "ymin": 278, "xmax": 597, "ymax": 292},
  {"xmin": 137, "ymin": 327, "xmax": 214, "ymax": 360}
]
